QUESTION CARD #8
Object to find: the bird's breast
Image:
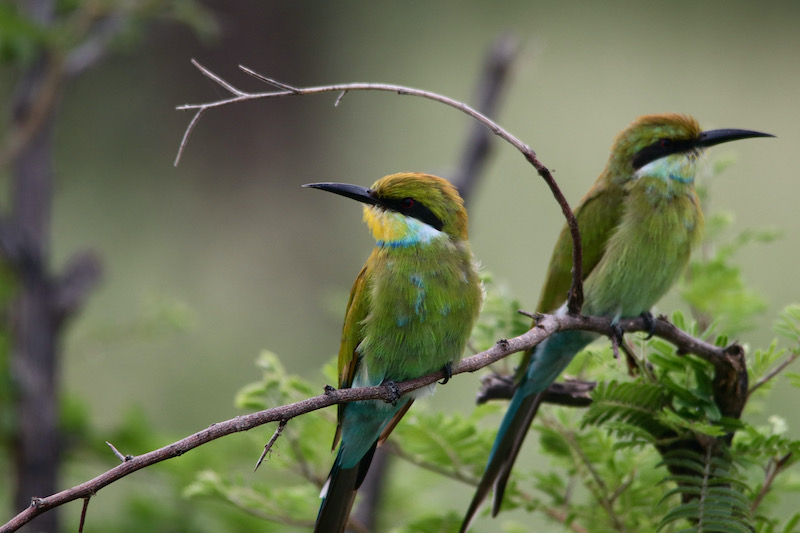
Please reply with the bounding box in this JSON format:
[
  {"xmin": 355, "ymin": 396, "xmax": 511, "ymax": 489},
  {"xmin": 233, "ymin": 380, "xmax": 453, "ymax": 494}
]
[
  {"xmin": 583, "ymin": 183, "xmax": 703, "ymax": 317},
  {"xmin": 356, "ymin": 240, "xmax": 482, "ymax": 384}
]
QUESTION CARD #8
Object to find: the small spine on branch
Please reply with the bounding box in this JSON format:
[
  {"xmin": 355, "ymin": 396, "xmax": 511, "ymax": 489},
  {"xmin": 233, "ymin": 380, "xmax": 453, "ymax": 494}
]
[
  {"xmin": 238, "ymin": 65, "xmax": 301, "ymax": 93},
  {"xmin": 254, "ymin": 420, "xmax": 287, "ymax": 472},
  {"xmin": 106, "ymin": 441, "xmax": 133, "ymax": 463}
]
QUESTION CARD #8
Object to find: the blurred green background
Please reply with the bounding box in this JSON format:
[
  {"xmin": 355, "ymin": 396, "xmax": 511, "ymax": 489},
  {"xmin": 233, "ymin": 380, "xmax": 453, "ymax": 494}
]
[{"xmin": 5, "ymin": 0, "xmax": 799, "ymax": 525}]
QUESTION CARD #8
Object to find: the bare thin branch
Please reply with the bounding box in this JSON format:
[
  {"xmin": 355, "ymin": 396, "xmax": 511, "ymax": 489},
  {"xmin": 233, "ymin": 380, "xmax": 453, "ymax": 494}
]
[
  {"xmin": 254, "ymin": 420, "xmax": 287, "ymax": 472},
  {"xmin": 174, "ymin": 107, "xmax": 208, "ymax": 167},
  {"xmin": 750, "ymin": 452, "xmax": 793, "ymax": 513},
  {"xmin": 0, "ymin": 312, "xmax": 738, "ymax": 532},
  {"xmin": 173, "ymin": 62, "xmax": 585, "ymax": 313},
  {"xmin": 191, "ymin": 58, "xmax": 248, "ymax": 97},
  {"xmin": 748, "ymin": 352, "xmax": 800, "ymax": 398},
  {"xmin": 105, "ymin": 441, "xmax": 130, "ymax": 463},
  {"xmin": 238, "ymin": 65, "xmax": 300, "ymax": 93},
  {"xmin": 78, "ymin": 498, "xmax": 90, "ymax": 533}
]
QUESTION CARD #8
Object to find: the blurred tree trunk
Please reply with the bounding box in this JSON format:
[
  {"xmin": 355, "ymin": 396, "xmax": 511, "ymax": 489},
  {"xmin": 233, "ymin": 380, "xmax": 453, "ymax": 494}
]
[
  {"xmin": 9, "ymin": 53, "xmax": 62, "ymax": 533},
  {"xmin": 7, "ymin": 2, "xmax": 104, "ymax": 531},
  {"xmin": 7, "ymin": 2, "xmax": 63, "ymax": 528}
]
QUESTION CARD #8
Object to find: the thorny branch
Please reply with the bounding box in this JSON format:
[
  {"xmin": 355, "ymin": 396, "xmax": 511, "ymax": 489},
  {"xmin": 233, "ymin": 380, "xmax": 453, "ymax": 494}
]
[
  {"xmin": 254, "ymin": 420, "xmax": 287, "ymax": 472},
  {"xmin": 0, "ymin": 312, "xmax": 739, "ymax": 532},
  {"xmin": 174, "ymin": 60, "xmax": 585, "ymax": 314},
  {"xmin": 750, "ymin": 452, "xmax": 794, "ymax": 513}
]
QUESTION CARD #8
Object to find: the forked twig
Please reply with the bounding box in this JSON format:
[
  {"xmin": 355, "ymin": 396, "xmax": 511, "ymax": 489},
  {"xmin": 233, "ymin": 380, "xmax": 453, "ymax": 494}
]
[{"xmin": 174, "ymin": 59, "xmax": 584, "ymax": 314}]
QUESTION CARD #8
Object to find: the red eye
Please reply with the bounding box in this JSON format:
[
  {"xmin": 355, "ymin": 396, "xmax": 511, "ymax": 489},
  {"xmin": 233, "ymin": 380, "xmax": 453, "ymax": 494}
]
[
  {"xmin": 401, "ymin": 197, "xmax": 415, "ymax": 209},
  {"xmin": 659, "ymin": 138, "xmax": 672, "ymax": 148}
]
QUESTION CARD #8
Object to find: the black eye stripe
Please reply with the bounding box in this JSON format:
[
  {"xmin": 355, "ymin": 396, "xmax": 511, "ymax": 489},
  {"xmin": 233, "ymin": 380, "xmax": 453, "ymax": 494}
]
[
  {"xmin": 381, "ymin": 197, "xmax": 444, "ymax": 231},
  {"xmin": 632, "ymin": 138, "xmax": 695, "ymax": 170}
]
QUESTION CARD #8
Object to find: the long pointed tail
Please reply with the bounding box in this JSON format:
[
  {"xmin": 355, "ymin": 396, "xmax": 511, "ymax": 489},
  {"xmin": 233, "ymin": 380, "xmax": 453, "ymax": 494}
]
[
  {"xmin": 460, "ymin": 390, "xmax": 544, "ymax": 532},
  {"xmin": 315, "ymin": 442, "xmax": 378, "ymax": 533},
  {"xmin": 462, "ymin": 329, "xmax": 596, "ymax": 531}
]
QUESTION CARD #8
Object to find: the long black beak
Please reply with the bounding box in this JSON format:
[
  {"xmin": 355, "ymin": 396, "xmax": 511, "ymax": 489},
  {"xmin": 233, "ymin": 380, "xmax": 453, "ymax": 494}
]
[
  {"xmin": 696, "ymin": 128, "xmax": 775, "ymax": 148},
  {"xmin": 303, "ymin": 182, "xmax": 379, "ymax": 206}
]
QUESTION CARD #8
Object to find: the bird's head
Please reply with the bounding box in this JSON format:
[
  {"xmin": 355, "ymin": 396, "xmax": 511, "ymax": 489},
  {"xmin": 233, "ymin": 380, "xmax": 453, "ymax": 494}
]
[
  {"xmin": 304, "ymin": 172, "xmax": 469, "ymax": 246},
  {"xmin": 608, "ymin": 113, "xmax": 773, "ymax": 184}
]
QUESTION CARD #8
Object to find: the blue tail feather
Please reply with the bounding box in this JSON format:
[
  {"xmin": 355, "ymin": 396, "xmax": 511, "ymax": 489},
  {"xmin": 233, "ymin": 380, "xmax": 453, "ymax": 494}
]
[
  {"xmin": 315, "ymin": 399, "xmax": 407, "ymax": 532},
  {"xmin": 461, "ymin": 329, "xmax": 597, "ymax": 531}
]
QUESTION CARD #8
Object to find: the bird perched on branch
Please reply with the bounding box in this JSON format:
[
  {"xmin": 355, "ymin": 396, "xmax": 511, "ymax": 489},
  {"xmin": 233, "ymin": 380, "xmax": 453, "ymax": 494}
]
[
  {"xmin": 305, "ymin": 172, "xmax": 483, "ymax": 533},
  {"xmin": 461, "ymin": 113, "xmax": 773, "ymax": 531}
]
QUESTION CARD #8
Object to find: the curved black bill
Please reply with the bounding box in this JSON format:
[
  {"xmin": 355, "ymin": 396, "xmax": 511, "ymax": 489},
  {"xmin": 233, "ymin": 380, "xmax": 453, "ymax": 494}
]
[
  {"xmin": 303, "ymin": 182, "xmax": 379, "ymax": 206},
  {"xmin": 697, "ymin": 128, "xmax": 775, "ymax": 148}
]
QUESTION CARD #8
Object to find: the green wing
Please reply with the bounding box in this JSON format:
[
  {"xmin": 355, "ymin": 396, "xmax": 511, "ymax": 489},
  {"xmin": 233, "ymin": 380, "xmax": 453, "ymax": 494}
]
[
  {"xmin": 331, "ymin": 263, "xmax": 371, "ymax": 450},
  {"xmin": 536, "ymin": 176, "xmax": 626, "ymax": 314},
  {"xmin": 516, "ymin": 176, "xmax": 626, "ymax": 379}
]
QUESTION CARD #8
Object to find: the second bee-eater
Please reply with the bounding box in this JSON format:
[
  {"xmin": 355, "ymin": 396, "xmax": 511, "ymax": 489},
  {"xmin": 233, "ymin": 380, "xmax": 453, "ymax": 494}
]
[
  {"xmin": 462, "ymin": 114, "xmax": 773, "ymax": 530},
  {"xmin": 305, "ymin": 172, "xmax": 484, "ymax": 533}
]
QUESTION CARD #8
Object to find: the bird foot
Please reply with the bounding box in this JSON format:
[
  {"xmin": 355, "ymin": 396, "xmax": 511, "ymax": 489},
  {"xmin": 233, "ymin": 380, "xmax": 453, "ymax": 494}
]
[
  {"xmin": 640, "ymin": 311, "xmax": 656, "ymax": 340},
  {"xmin": 382, "ymin": 380, "xmax": 401, "ymax": 405},
  {"xmin": 611, "ymin": 322, "xmax": 625, "ymax": 346},
  {"xmin": 438, "ymin": 362, "xmax": 453, "ymax": 385},
  {"xmin": 610, "ymin": 322, "xmax": 625, "ymax": 363}
]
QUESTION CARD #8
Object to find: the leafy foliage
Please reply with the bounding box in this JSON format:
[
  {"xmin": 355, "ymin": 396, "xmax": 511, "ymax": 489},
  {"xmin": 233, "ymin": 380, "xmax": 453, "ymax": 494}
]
[
  {"xmin": 0, "ymin": 0, "xmax": 218, "ymax": 67},
  {"xmin": 1, "ymin": 68, "xmax": 795, "ymax": 533},
  {"xmin": 179, "ymin": 240, "xmax": 800, "ymax": 533},
  {"xmin": 186, "ymin": 278, "xmax": 799, "ymax": 533},
  {"xmin": 655, "ymin": 448, "xmax": 753, "ymax": 532}
]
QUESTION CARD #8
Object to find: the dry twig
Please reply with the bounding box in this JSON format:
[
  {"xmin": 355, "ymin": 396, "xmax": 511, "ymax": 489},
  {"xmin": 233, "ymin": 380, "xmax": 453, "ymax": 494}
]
[{"xmin": 174, "ymin": 59, "xmax": 585, "ymax": 314}]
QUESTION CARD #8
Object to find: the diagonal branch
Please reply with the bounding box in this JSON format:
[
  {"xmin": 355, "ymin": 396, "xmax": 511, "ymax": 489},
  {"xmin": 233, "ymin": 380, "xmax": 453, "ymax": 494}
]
[
  {"xmin": 0, "ymin": 312, "xmax": 738, "ymax": 532},
  {"xmin": 174, "ymin": 60, "xmax": 584, "ymax": 314},
  {"xmin": 747, "ymin": 351, "xmax": 800, "ymax": 398}
]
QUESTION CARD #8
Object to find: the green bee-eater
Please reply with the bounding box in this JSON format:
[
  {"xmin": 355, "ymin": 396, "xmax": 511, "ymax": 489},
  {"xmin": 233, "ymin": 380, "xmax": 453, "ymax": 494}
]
[
  {"xmin": 305, "ymin": 172, "xmax": 484, "ymax": 533},
  {"xmin": 462, "ymin": 114, "xmax": 773, "ymax": 530}
]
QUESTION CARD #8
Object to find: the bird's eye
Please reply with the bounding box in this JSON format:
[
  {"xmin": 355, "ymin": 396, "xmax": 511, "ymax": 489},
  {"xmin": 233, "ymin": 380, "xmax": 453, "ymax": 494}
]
[
  {"xmin": 659, "ymin": 138, "xmax": 672, "ymax": 149},
  {"xmin": 400, "ymin": 197, "xmax": 415, "ymax": 209}
]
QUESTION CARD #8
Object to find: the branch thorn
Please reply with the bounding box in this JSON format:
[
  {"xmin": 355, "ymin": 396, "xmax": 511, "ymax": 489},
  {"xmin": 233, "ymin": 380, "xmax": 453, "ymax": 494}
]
[
  {"xmin": 106, "ymin": 441, "xmax": 133, "ymax": 462},
  {"xmin": 190, "ymin": 58, "xmax": 247, "ymax": 97},
  {"xmin": 254, "ymin": 420, "xmax": 287, "ymax": 472},
  {"xmin": 238, "ymin": 65, "xmax": 300, "ymax": 93}
]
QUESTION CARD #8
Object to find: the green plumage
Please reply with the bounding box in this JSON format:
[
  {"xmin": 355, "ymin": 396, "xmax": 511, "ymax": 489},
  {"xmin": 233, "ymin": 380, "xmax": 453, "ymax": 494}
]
[
  {"xmin": 357, "ymin": 238, "xmax": 482, "ymax": 384},
  {"xmin": 306, "ymin": 173, "xmax": 483, "ymax": 533},
  {"xmin": 583, "ymin": 160, "xmax": 703, "ymax": 316},
  {"xmin": 463, "ymin": 114, "xmax": 772, "ymax": 531}
]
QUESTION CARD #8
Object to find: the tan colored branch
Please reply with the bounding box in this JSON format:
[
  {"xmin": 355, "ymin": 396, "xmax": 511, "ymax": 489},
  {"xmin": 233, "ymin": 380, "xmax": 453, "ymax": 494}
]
[
  {"xmin": 1, "ymin": 312, "xmax": 738, "ymax": 532},
  {"xmin": 174, "ymin": 60, "xmax": 585, "ymax": 314}
]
